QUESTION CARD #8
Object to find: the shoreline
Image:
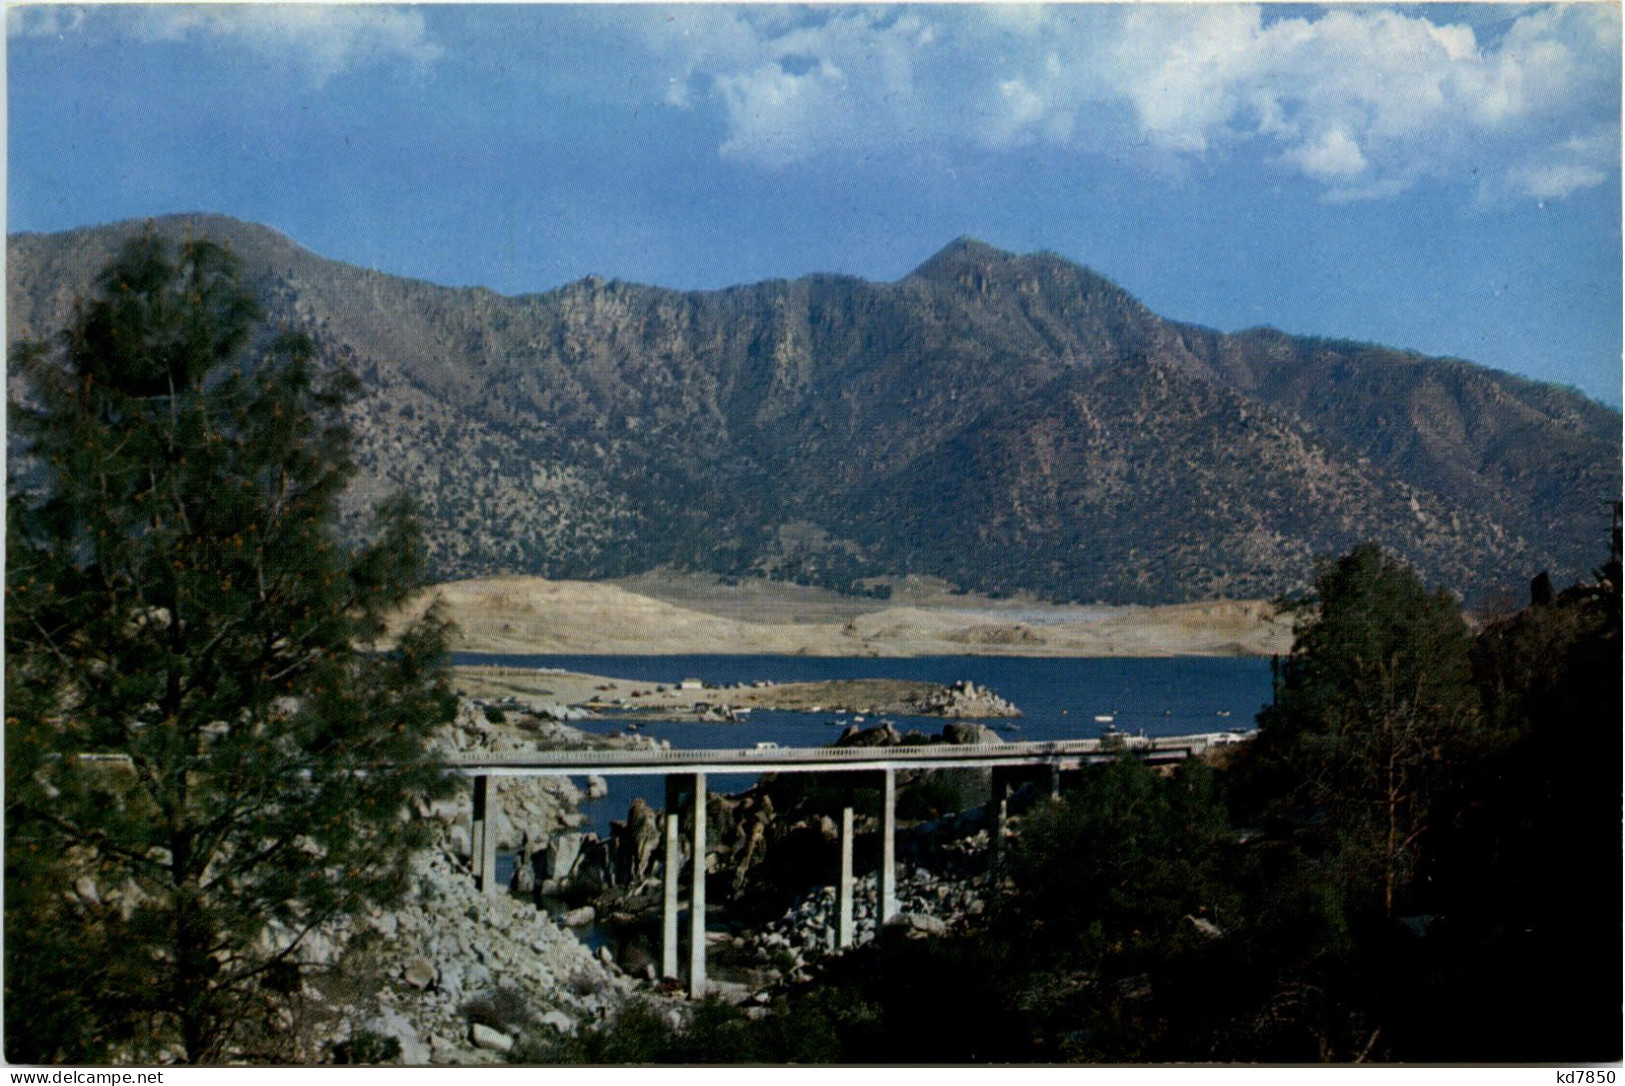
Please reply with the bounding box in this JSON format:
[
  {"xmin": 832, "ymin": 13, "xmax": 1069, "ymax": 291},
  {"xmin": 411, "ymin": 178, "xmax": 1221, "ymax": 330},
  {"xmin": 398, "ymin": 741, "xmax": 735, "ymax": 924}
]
[{"xmin": 392, "ymin": 575, "xmax": 1295, "ymax": 659}]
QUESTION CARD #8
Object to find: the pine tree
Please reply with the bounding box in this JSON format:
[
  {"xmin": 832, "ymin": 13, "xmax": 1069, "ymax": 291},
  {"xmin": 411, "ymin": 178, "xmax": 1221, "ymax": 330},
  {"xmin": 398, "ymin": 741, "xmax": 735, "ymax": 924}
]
[
  {"xmin": 1252, "ymin": 543, "xmax": 1479, "ymax": 919},
  {"xmin": 5, "ymin": 231, "xmax": 456, "ymax": 1063}
]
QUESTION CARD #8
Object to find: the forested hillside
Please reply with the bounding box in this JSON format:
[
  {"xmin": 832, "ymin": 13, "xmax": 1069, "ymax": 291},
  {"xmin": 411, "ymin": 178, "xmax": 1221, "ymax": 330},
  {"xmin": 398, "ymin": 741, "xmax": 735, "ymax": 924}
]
[{"xmin": 10, "ymin": 216, "xmax": 1618, "ymax": 603}]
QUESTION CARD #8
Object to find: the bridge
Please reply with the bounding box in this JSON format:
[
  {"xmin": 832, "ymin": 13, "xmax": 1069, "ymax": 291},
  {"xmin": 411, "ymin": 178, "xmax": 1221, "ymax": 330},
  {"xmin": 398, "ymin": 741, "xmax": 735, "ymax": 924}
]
[{"xmin": 452, "ymin": 731, "xmax": 1249, "ymax": 997}]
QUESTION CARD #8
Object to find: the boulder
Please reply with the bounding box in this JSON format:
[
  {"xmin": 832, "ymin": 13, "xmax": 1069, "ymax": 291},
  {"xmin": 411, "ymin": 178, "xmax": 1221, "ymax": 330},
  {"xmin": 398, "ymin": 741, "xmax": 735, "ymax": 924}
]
[
  {"xmin": 403, "ymin": 959, "xmax": 438, "ymax": 990},
  {"xmin": 490, "ymin": 806, "xmax": 522, "ymax": 851},
  {"xmin": 417, "ymin": 796, "xmax": 463, "ymax": 823},
  {"xmin": 546, "ymin": 833, "xmax": 585, "ymax": 882},
  {"xmin": 837, "ymin": 721, "xmax": 904, "ymax": 747},
  {"xmin": 617, "ymin": 798, "xmax": 662, "ymax": 885},
  {"xmin": 469, "ymin": 1023, "xmax": 513, "ymax": 1053},
  {"xmin": 941, "ymin": 722, "xmax": 1004, "ymax": 746},
  {"xmin": 511, "ymin": 853, "xmax": 536, "ymax": 895},
  {"xmin": 540, "ymin": 1010, "xmax": 576, "ymax": 1035},
  {"xmin": 571, "ymin": 836, "xmax": 614, "ymax": 892},
  {"xmin": 448, "ymin": 822, "xmax": 472, "ymax": 863},
  {"xmin": 887, "ymin": 912, "xmax": 948, "ymax": 937}
]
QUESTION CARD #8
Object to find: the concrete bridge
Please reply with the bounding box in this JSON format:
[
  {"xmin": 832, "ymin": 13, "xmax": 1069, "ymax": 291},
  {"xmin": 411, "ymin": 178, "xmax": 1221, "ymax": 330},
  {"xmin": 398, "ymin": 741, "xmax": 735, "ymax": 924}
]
[{"xmin": 451, "ymin": 731, "xmax": 1248, "ymax": 997}]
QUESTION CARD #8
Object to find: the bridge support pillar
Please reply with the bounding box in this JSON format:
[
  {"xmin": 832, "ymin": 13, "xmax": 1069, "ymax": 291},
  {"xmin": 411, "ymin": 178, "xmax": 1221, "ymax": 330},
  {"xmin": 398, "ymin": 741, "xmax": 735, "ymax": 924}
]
[
  {"xmin": 1048, "ymin": 762, "xmax": 1062, "ymax": 801},
  {"xmin": 661, "ymin": 776, "xmax": 682, "ymax": 981},
  {"xmin": 472, "ymin": 774, "xmax": 500, "ymax": 895},
  {"xmin": 880, "ymin": 768, "xmax": 898, "ymax": 924},
  {"xmin": 990, "ymin": 770, "xmax": 1012, "ymax": 877},
  {"xmin": 689, "ymin": 772, "xmax": 708, "ymax": 999},
  {"xmin": 838, "ymin": 803, "xmax": 855, "ymax": 948}
]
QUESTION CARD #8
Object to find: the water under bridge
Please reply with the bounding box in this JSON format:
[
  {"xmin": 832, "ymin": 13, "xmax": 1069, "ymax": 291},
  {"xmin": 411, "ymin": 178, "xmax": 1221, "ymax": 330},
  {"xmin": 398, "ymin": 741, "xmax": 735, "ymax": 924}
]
[{"xmin": 450, "ymin": 730, "xmax": 1249, "ymax": 997}]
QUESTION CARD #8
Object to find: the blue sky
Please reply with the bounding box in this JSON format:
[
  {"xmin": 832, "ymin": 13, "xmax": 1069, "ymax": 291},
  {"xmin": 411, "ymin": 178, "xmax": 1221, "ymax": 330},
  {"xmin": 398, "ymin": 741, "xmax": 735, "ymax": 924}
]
[{"xmin": 8, "ymin": 3, "xmax": 1622, "ymax": 405}]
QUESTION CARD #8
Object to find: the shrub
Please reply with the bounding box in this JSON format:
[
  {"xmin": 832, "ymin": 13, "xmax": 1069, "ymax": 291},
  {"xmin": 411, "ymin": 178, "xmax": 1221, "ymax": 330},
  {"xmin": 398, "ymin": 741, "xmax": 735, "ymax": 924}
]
[
  {"xmin": 462, "ymin": 986, "xmax": 532, "ymax": 1034},
  {"xmin": 329, "ymin": 1030, "xmax": 402, "ymax": 1065}
]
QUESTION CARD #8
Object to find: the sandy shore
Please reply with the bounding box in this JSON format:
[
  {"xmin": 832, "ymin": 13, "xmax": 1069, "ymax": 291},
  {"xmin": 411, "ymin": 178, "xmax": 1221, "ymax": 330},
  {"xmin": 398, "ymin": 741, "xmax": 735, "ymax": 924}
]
[{"xmin": 391, "ymin": 574, "xmax": 1295, "ymax": 658}]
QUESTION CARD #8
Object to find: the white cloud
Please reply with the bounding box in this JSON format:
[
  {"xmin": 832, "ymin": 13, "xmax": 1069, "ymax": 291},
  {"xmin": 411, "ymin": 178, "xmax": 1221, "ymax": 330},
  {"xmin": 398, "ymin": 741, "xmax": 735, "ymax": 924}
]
[
  {"xmin": 646, "ymin": 8, "xmax": 934, "ymax": 169},
  {"xmin": 153, "ymin": 6, "xmax": 442, "ymax": 83},
  {"xmin": 1510, "ymin": 161, "xmax": 1608, "ymax": 201},
  {"xmin": 1499, "ymin": 124, "xmax": 1622, "ymax": 201},
  {"xmin": 1098, "ymin": 5, "xmax": 1618, "ymax": 199},
  {"xmin": 1095, "ymin": 4, "xmax": 1618, "ymax": 199},
  {"xmin": 1287, "ymin": 127, "xmax": 1368, "ymax": 182},
  {"xmin": 1102, "ymin": 5, "xmax": 1276, "ymax": 155},
  {"xmin": 11, "ymin": 4, "xmax": 441, "ymax": 84},
  {"xmin": 8, "ymin": 6, "xmax": 85, "ymax": 38},
  {"xmin": 637, "ymin": 4, "xmax": 1617, "ymax": 205}
]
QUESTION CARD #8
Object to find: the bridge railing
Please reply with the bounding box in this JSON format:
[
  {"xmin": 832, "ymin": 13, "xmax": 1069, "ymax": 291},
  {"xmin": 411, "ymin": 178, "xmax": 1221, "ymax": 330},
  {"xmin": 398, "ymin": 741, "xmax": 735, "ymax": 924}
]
[
  {"xmin": 445, "ymin": 739, "xmax": 1085, "ymax": 764},
  {"xmin": 442, "ymin": 731, "xmax": 1253, "ymax": 771}
]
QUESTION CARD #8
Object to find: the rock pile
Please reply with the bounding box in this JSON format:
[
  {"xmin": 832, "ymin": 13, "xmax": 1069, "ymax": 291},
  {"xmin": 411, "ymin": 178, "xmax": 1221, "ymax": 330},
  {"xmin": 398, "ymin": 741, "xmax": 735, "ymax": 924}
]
[
  {"xmin": 317, "ymin": 835, "xmax": 637, "ymax": 1065},
  {"xmin": 311, "ymin": 700, "xmax": 669, "ymax": 1064},
  {"xmin": 908, "ymin": 679, "xmax": 1021, "ymax": 718},
  {"xmin": 739, "ymin": 866, "xmax": 990, "ymax": 986}
]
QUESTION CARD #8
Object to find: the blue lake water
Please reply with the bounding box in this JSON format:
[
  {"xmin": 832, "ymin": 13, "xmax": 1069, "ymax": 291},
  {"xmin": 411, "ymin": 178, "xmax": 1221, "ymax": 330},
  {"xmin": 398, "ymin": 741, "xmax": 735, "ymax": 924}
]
[{"xmin": 456, "ymin": 654, "xmax": 1278, "ymax": 838}]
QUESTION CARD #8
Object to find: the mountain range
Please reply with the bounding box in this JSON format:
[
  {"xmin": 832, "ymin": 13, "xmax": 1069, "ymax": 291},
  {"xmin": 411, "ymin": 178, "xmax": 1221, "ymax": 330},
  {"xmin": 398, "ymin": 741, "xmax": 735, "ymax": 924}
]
[{"xmin": 8, "ymin": 214, "xmax": 1619, "ymax": 604}]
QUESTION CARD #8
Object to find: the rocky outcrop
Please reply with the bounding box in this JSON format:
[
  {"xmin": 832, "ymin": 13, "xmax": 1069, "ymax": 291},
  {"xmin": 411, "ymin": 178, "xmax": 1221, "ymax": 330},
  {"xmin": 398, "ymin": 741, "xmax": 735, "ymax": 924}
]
[
  {"xmin": 616, "ymin": 797, "xmax": 663, "ymax": 888},
  {"xmin": 910, "ymin": 680, "xmax": 1021, "ymax": 719},
  {"xmin": 940, "ymin": 721, "xmax": 1006, "ymax": 745},
  {"xmin": 836, "ymin": 721, "xmax": 908, "ymax": 746},
  {"xmin": 307, "ymin": 700, "xmax": 671, "ymax": 1065},
  {"xmin": 308, "ymin": 809, "xmax": 637, "ymax": 1065}
]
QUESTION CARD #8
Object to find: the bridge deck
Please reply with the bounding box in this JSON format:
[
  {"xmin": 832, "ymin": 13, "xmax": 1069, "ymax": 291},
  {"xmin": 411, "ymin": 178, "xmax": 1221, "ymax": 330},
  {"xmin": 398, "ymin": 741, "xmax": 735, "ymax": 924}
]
[{"xmin": 446, "ymin": 731, "xmax": 1251, "ymax": 776}]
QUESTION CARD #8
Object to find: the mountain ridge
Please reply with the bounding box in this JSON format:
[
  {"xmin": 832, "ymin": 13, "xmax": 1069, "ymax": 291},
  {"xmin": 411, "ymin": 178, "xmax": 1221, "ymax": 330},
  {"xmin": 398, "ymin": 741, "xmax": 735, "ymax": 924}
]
[{"xmin": 9, "ymin": 214, "xmax": 1619, "ymax": 604}]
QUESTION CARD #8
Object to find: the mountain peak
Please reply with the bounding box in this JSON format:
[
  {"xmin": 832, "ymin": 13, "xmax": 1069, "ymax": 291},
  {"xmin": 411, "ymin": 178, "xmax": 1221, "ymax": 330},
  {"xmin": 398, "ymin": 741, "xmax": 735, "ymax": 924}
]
[
  {"xmin": 907, "ymin": 236, "xmax": 1018, "ymax": 281},
  {"xmin": 10, "ymin": 215, "xmax": 1615, "ymax": 604},
  {"xmin": 940, "ymin": 235, "xmax": 1008, "ymax": 260},
  {"xmin": 903, "ymin": 237, "xmax": 1145, "ymax": 320}
]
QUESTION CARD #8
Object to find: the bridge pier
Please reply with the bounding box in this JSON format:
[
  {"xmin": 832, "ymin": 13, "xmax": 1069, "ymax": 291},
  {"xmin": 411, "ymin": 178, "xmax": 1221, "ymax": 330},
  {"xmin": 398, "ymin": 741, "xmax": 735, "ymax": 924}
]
[
  {"xmin": 838, "ymin": 803, "xmax": 856, "ymax": 947},
  {"xmin": 472, "ymin": 774, "xmax": 500, "ymax": 895},
  {"xmin": 661, "ymin": 776, "xmax": 682, "ymax": 981},
  {"xmin": 689, "ymin": 773, "xmax": 707, "ymax": 998},
  {"xmin": 658, "ymin": 773, "xmax": 709, "ymax": 996},
  {"xmin": 880, "ymin": 767, "xmax": 897, "ymax": 924},
  {"xmin": 990, "ymin": 769, "xmax": 1012, "ymax": 875}
]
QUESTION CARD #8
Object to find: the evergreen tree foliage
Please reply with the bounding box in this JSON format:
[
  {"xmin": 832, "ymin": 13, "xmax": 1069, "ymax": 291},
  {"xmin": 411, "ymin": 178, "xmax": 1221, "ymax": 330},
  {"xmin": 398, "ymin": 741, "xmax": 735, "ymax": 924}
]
[
  {"xmin": 1436, "ymin": 508, "xmax": 1623, "ymax": 1061},
  {"xmin": 1250, "ymin": 542, "xmax": 1479, "ymax": 919},
  {"xmin": 5, "ymin": 232, "xmax": 456, "ymax": 1063},
  {"xmin": 1009, "ymin": 758, "xmax": 1235, "ymax": 947}
]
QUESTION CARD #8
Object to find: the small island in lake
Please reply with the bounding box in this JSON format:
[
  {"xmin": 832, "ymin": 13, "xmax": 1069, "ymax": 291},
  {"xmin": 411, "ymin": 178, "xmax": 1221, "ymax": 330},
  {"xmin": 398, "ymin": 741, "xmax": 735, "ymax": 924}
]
[{"xmin": 453, "ymin": 665, "xmax": 1021, "ymax": 723}]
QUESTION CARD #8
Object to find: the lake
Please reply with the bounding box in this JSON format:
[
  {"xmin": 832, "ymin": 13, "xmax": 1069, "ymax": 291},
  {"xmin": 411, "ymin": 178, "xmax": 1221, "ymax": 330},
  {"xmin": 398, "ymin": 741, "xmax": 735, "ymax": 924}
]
[{"xmin": 454, "ymin": 653, "xmax": 1278, "ymax": 837}]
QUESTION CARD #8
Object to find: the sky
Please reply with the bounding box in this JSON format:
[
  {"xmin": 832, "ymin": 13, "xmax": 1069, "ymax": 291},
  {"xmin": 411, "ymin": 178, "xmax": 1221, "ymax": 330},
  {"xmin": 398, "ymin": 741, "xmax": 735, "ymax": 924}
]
[{"xmin": 7, "ymin": 2, "xmax": 1622, "ymax": 406}]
